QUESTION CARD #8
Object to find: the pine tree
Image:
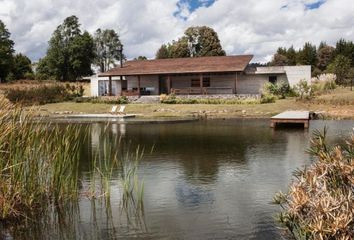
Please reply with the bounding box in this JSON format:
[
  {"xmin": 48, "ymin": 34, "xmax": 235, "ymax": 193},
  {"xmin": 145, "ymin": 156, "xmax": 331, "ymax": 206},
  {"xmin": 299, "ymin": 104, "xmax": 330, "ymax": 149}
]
[
  {"xmin": 327, "ymin": 55, "xmax": 351, "ymax": 84},
  {"xmin": 0, "ymin": 20, "xmax": 14, "ymax": 82},
  {"xmin": 12, "ymin": 53, "xmax": 33, "ymax": 80},
  {"xmin": 297, "ymin": 42, "xmax": 317, "ymax": 68},
  {"xmin": 335, "ymin": 39, "xmax": 354, "ymax": 66},
  {"xmin": 93, "ymin": 28, "xmax": 123, "ymax": 72},
  {"xmin": 155, "ymin": 44, "xmax": 170, "ymax": 59},
  {"xmin": 43, "ymin": 16, "xmax": 94, "ymax": 81},
  {"xmin": 286, "ymin": 46, "xmax": 297, "ymax": 65}
]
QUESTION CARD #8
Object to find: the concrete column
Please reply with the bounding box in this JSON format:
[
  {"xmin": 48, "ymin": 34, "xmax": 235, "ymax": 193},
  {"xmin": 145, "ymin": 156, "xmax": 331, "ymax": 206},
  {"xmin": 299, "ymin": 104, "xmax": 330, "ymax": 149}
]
[
  {"xmin": 234, "ymin": 72, "xmax": 238, "ymax": 94},
  {"xmin": 138, "ymin": 75, "xmax": 141, "ymax": 97},
  {"xmin": 199, "ymin": 73, "xmax": 203, "ymax": 94},
  {"xmin": 167, "ymin": 75, "xmax": 171, "ymax": 94},
  {"xmin": 120, "ymin": 76, "xmax": 123, "ymax": 96},
  {"xmin": 108, "ymin": 76, "xmax": 112, "ymax": 96}
]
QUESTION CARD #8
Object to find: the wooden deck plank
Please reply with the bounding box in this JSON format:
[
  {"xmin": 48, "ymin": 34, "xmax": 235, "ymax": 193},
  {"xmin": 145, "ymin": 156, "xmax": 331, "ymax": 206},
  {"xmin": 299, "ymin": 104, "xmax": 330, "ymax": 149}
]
[
  {"xmin": 271, "ymin": 111, "xmax": 310, "ymax": 128},
  {"xmin": 64, "ymin": 114, "xmax": 136, "ymax": 119},
  {"xmin": 271, "ymin": 111, "xmax": 309, "ymax": 120}
]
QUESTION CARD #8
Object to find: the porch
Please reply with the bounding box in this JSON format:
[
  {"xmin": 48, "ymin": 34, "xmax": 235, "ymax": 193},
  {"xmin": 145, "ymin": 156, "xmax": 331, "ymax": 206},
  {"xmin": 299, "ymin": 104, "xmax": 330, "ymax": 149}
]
[
  {"xmin": 96, "ymin": 55, "xmax": 255, "ymax": 97},
  {"xmin": 103, "ymin": 72, "xmax": 241, "ymax": 96}
]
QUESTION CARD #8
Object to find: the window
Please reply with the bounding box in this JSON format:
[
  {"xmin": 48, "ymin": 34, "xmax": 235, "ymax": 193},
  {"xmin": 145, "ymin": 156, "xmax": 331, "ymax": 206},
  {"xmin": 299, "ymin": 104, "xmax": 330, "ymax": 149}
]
[
  {"xmin": 191, "ymin": 79, "xmax": 200, "ymax": 87},
  {"xmin": 269, "ymin": 76, "xmax": 277, "ymax": 84},
  {"xmin": 191, "ymin": 77, "xmax": 210, "ymax": 87},
  {"xmin": 203, "ymin": 77, "xmax": 210, "ymax": 87}
]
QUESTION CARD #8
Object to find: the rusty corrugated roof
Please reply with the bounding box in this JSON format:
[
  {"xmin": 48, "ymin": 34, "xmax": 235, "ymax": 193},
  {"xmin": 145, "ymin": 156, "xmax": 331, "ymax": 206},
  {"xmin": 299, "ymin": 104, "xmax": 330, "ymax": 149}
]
[{"xmin": 99, "ymin": 55, "xmax": 253, "ymax": 76}]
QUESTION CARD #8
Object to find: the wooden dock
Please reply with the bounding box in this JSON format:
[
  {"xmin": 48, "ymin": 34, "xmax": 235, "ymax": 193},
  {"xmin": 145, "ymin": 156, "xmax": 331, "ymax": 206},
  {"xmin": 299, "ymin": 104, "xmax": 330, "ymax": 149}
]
[
  {"xmin": 64, "ymin": 114, "xmax": 136, "ymax": 119},
  {"xmin": 271, "ymin": 111, "xmax": 310, "ymax": 128}
]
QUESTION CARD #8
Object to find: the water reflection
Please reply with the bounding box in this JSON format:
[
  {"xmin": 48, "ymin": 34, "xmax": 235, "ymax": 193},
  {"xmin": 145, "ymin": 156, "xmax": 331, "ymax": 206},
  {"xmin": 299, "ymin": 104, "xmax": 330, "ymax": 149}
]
[{"xmin": 1, "ymin": 119, "xmax": 353, "ymax": 239}]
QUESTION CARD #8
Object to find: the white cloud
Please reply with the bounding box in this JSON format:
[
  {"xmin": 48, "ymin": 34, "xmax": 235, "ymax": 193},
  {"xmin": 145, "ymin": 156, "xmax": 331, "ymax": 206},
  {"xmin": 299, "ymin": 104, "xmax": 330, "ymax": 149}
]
[{"xmin": 0, "ymin": 0, "xmax": 353, "ymax": 63}]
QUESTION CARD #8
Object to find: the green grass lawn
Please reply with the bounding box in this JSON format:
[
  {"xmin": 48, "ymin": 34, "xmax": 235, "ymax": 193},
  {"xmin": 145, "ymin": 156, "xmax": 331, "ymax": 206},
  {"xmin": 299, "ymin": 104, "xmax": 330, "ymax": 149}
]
[{"xmin": 33, "ymin": 88, "xmax": 354, "ymax": 119}]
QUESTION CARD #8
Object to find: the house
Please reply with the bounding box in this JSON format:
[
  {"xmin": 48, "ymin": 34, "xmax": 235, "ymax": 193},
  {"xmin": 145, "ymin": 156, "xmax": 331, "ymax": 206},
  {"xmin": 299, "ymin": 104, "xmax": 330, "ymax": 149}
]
[{"xmin": 92, "ymin": 55, "xmax": 311, "ymax": 97}]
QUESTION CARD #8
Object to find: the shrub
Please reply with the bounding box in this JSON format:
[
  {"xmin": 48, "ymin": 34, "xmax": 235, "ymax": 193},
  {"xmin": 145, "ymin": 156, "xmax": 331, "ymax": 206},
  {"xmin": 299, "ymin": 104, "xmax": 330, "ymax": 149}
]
[
  {"xmin": 159, "ymin": 94, "xmax": 168, "ymax": 102},
  {"xmin": 274, "ymin": 129, "xmax": 354, "ymax": 240},
  {"xmin": 4, "ymin": 84, "xmax": 84, "ymax": 105},
  {"xmin": 160, "ymin": 94, "xmax": 177, "ymax": 104},
  {"xmin": 260, "ymin": 93, "xmax": 276, "ymax": 103},
  {"xmin": 74, "ymin": 96, "xmax": 129, "ymax": 104},
  {"xmin": 35, "ymin": 72, "xmax": 51, "ymax": 80},
  {"xmin": 5, "ymin": 72, "xmax": 15, "ymax": 82},
  {"xmin": 23, "ymin": 72, "xmax": 35, "ymax": 80},
  {"xmin": 293, "ymin": 79, "xmax": 312, "ymax": 99},
  {"xmin": 276, "ymin": 80, "xmax": 290, "ymax": 99},
  {"xmin": 262, "ymin": 80, "xmax": 290, "ymax": 99},
  {"xmin": 311, "ymin": 74, "xmax": 337, "ymax": 95}
]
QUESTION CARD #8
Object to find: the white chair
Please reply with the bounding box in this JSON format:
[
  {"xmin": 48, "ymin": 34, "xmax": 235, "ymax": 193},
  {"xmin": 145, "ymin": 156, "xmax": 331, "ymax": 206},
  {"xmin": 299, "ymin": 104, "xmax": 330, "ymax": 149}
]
[
  {"xmin": 117, "ymin": 105, "xmax": 126, "ymax": 115},
  {"xmin": 110, "ymin": 105, "xmax": 118, "ymax": 114}
]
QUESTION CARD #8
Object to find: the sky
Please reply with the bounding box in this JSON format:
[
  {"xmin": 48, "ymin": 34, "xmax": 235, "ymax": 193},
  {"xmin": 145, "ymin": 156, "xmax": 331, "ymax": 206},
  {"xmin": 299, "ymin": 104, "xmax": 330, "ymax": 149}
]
[{"xmin": 0, "ymin": 0, "xmax": 353, "ymax": 63}]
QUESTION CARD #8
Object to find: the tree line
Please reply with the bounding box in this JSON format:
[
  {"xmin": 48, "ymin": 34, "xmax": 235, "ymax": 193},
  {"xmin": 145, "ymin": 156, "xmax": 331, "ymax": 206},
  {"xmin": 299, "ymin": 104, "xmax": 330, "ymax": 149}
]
[
  {"xmin": 0, "ymin": 16, "xmax": 124, "ymax": 82},
  {"xmin": 0, "ymin": 21, "xmax": 33, "ymax": 82},
  {"xmin": 270, "ymin": 40, "xmax": 354, "ymax": 84}
]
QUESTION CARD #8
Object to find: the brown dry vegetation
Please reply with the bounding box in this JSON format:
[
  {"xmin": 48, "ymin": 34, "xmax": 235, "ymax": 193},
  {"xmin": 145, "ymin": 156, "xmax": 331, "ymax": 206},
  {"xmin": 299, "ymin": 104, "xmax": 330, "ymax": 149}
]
[
  {"xmin": 274, "ymin": 129, "xmax": 354, "ymax": 240},
  {"xmin": 0, "ymin": 80, "xmax": 90, "ymax": 96}
]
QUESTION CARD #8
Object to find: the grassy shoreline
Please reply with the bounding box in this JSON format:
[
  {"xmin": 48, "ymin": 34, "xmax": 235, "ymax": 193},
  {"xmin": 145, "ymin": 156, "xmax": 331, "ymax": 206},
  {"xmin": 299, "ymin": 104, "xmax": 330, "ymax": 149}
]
[
  {"xmin": 32, "ymin": 100, "xmax": 354, "ymax": 120},
  {"xmin": 1, "ymin": 83, "xmax": 352, "ymax": 120}
]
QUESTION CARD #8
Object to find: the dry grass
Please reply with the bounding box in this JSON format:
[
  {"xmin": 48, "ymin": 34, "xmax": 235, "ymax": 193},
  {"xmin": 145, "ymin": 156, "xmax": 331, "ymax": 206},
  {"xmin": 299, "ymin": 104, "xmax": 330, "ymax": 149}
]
[
  {"xmin": 309, "ymin": 87, "xmax": 354, "ymax": 106},
  {"xmin": 274, "ymin": 129, "xmax": 354, "ymax": 240},
  {"xmin": 0, "ymin": 80, "xmax": 90, "ymax": 96}
]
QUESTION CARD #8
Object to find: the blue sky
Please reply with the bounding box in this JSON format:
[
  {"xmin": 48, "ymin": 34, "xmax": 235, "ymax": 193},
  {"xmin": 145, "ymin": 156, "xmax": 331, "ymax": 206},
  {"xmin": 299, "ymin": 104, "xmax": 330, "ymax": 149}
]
[
  {"xmin": 305, "ymin": 0, "xmax": 326, "ymax": 10},
  {"xmin": 182, "ymin": 0, "xmax": 215, "ymax": 11},
  {"xmin": 0, "ymin": 0, "xmax": 352, "ymax": 63},
  {"xmin": 175, "ymin": 0, "xmax": 216, "ymax": 19}
]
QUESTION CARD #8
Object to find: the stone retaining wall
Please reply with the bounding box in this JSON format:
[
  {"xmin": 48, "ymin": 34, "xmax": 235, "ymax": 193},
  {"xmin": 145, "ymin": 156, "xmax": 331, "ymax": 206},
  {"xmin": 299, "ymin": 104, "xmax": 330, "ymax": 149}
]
[{"xmin": 173, "ymin": 94, "xmax": 261, "ymax": 100}]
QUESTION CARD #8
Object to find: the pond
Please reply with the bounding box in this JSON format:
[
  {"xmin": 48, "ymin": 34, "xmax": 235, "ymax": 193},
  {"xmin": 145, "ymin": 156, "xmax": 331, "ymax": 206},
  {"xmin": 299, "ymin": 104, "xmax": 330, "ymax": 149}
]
[{"xmin": 2, "ymin": 119, "xmax": 353, "ymax": 239}]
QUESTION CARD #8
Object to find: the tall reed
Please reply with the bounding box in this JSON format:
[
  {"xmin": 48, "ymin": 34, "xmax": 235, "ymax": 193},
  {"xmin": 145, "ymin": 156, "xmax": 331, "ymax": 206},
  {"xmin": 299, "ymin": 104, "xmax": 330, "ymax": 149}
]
[
  {"xmin": 84, "ymin": 125, "xmax": 146, "ymax": 228},
  {"xmin": 0, "ymin": 98, "xmax": 83, "ymax": 221},
  {"xmin": 0, "ymin": 97, "xmax": 147, "ymax": 237}
]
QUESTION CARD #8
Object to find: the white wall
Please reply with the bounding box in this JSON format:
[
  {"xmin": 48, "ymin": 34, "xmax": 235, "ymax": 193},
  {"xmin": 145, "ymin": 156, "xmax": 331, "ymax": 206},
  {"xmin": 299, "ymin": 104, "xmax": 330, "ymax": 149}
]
[
  {"xmin": 284, "ymin": 66, "xmax": 311, "ymax": 87},
  {"xmin": 90, "ymin": 76, "xmax": 99, "ymax": 96},
  {"xmin": 90, "ymin": 75, "xmax": 122, "ymax": 96},
  {"xmin": 237, "ymin": 74, "xmax": 268, "ymax": 94}
]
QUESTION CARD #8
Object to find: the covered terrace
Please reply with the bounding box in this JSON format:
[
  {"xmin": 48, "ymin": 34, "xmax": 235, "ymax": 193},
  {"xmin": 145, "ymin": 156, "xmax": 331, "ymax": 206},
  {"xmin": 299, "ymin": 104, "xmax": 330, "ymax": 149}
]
[{"xmin": 98, "ymin": 55, "xmax": 253, "ymax": 96}]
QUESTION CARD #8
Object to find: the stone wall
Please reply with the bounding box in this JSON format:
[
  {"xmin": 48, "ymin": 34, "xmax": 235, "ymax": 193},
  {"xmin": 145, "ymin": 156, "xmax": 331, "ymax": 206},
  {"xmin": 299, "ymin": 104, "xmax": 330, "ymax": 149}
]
[
  {"xmin": 172, "ymin": 94, "xmax": 261, "ymax": 99},
  {"xmin": 237, "ymin": 74, "xmax": 268, "ymax": 94}
]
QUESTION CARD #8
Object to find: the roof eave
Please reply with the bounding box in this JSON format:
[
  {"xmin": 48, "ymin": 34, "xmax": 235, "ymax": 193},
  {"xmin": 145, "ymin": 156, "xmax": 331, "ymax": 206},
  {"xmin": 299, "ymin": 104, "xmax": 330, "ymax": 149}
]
[{"xmin": 98, "ymin": 69, "xmax": 247, "ymax": 77}]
